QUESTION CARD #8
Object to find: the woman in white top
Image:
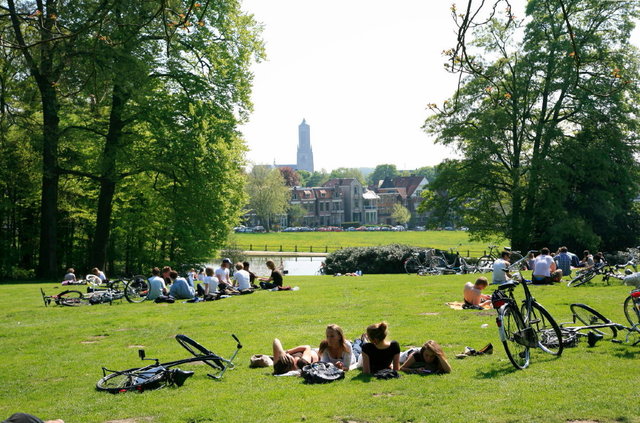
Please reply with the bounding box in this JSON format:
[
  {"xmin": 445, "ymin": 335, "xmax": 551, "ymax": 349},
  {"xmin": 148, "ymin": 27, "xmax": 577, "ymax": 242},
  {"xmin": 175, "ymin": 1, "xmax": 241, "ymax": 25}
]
[{"xmin": 318, "ymin": 324, "xmax": 354, "ymax": 370}]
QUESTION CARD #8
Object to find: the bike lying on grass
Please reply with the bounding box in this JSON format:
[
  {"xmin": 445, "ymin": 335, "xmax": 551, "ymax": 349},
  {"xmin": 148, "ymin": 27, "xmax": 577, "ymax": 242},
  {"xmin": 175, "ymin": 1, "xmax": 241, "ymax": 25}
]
[
  {"xmin": 491, "ymin": 271, "xmax": 563, "ymax": 370},
  {"xmin": 97, "ymin": 334, "xmax": 243, "ymax": 393},
  {"xmin": 554, "ymin": 300, "xmax": 640, "ymax": 347},
  {"xmin": 41, "ymin": 275, "xmax": 148, "ymax": 306}
]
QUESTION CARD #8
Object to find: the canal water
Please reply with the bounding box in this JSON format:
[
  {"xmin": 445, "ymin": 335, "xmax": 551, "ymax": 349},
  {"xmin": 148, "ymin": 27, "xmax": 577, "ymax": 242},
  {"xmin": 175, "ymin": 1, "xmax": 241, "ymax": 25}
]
[{"xmin": 208, "ymin": 255, "xmax": 325, "ymax": 276}]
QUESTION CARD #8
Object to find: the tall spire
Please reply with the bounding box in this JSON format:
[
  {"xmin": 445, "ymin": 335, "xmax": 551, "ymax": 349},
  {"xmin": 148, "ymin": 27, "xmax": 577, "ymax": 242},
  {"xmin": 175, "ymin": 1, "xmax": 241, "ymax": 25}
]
[{"xmin": 297, "ymin": 119, "xmax": 314, "ymax": 172}]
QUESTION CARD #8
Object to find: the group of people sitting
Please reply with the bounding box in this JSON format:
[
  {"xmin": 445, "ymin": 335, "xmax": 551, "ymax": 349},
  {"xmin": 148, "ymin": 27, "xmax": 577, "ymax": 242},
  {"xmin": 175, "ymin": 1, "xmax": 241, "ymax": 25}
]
[
  {"xmin": 61, "ymin": 267, "xmax": 107, "ymax": 284},
  {"xmin": 269, "ymin": 322, "xmax": 451, "ymax": 377},
  {"xmin": 146, "ymin": 258, "xmax": 287, "ymax": 302}
]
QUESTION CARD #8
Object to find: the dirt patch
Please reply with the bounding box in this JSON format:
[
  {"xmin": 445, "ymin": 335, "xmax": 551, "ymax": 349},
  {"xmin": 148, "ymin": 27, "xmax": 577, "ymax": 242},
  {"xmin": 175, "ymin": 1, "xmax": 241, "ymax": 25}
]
[
  {"xmin": 372, "ymin": 392, "xmax": 396, "ymax": 397},
  {"xmin": 114, "ymin": 328, "xmax": 131, "ymax": 332},
  {"xmin": 567, "ymin": 421, "xmax": 600, "ymax": 423},
  {"xmin": 418, "ymin": 312, "xmax": 440, "ymax": 316},
  {"xmin": 90, "ymin": 335, "xmax": 109, "ymax": 339},
  {"xmin": 104, "ymin": 418, "xmax": 155, "ymax": 423},
  {"xmin": 474, "ymin": 311, "xmax": 496, "ymax": 316},
  {"xmin": 80, "ymin": 341, "xmax": 99, "ymax": 344},
  {"xmin": 128, "ymin": 345, "xmax": 145, "ymax": 348}
]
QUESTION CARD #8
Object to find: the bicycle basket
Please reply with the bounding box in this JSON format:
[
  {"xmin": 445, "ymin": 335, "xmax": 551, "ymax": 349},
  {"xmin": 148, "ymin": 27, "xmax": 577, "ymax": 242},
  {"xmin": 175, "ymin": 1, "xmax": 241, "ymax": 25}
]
[
  {"xmin": 540, "ymin": 328, "xmax": 578, "ymax": 348},
  {"xmin": 491, "ymin": 290, "xmax": 512, "ymax": 309}
]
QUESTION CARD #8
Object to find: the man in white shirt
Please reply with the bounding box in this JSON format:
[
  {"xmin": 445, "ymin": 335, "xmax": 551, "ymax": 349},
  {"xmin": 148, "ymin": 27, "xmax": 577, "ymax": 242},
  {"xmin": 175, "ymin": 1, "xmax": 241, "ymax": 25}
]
[
  {"xmin": 215, "ymin": 258, "xmax": 233, "ymax": 290},
  {"xmin": 147, "ymin": 267, "xmax": 167, "ymax": 300},
  {"xmin": 492, "ymin": 251, "xmax": 512, "ymax": 284},
  {"xmin": 532, "ymin": 247, "xmax": 560, "ymax": 284},
  {"xmin": 233, "ymin": 262, "xmax": 252, "ymax": 291}
]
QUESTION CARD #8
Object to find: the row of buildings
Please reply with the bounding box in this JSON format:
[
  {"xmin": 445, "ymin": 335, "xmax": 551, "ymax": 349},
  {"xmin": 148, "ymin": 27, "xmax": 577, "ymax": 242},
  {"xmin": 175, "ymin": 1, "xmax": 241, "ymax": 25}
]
[{"xmin": 287, "ymin": 176, "xmax": 429, "ymax": 228}]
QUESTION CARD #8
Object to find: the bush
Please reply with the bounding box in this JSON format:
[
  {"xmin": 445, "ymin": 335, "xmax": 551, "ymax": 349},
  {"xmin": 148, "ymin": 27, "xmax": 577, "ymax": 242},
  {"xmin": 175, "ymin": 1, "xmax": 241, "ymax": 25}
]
[{"xmin": 324, "ymin": 244, "xmax": 418, "ymax": 274}]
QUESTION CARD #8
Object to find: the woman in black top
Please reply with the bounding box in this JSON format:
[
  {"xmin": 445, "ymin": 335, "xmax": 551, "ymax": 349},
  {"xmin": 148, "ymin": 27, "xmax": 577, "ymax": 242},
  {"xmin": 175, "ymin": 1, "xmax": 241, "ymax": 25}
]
[
  {"xmin": 361, "ymin": 321, "xmax": 400, "ymax": 374},
  {"xmin": 259, "ymin": 260, "xmax": 283, "ymax": 289}
]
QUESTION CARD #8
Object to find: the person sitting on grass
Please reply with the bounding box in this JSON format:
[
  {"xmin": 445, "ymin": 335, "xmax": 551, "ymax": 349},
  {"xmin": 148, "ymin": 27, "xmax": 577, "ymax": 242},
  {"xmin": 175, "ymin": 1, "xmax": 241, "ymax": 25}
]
[
  {"xmin": 463, "ymin": 277, "xmax": 492, "ymax": 309},
  {"xmin": 63, "ymin": 268, "xmax": 76, "ymax": 282},
  {"xmin": 272, "ymin": 338, "xmax": 319, "ymax": 375},
  {"xmin": 492, "ymin": 251, "xmax": 511, "ymax": 284},
  {"xmin": 399, "ymin": 340, "xmax": 452, "ymax": 374},
  {"xmin": 232, "ymin": 262, "xmax": 252, "ymax": 291},
  {"xmin": 243, "ymin": 261, "xmax": 259, "ymax": 289},
  {"xmin": 361, "ymin": 321, "xmax": 400, "ymax": 375},
  {"xmin": 318, "ymin": 324, "xmax": 355, "ymax": 371},
  {"xmin": 532, "ymin": 247, "xmax": 561, "ymax": 284},
  {"xmin": 91, "ymin": 267, "xmax": 107, "ymax": 282},
  {"xmin": 147, "ymin": 267, "xmax": 167, "ymax": 301},
  {"xmin": 168, "ymin": 270, "xmax": 195, "ymax": 299},
  {"xmin": 259, "ymin": 260, "xmax": 284, "ymax": 289},
  {"xmin": 2, "ymin": 413, "xmax": 63, "ymax": 423}
]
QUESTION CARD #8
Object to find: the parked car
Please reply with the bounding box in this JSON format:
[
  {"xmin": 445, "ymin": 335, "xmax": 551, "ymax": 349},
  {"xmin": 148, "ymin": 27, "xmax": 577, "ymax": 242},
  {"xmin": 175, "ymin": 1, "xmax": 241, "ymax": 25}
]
[
  {"xmin": 414, "ymin": 226, "xmax": 426, "ymax": 231},
  {"xmin": 392, "ymin": 225, "xmax": 406, "ymax": 231}
]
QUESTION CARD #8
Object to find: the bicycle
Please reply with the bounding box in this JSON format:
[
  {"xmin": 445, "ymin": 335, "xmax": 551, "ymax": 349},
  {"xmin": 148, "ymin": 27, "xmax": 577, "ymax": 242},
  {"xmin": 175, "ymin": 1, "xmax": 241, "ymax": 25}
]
[
  {"xmin": 122, "ymin": 275, "xmax": 150, "ymax": 303},
  {"xmin": 477, "ymin": 245, "xmax": 521, "ymax": 272},
  {"xmin": 404, "ymin": 249, "xmax": 440, "ymax": 275},
  {"xmin": 41, "ymin": 281, "xmax": 126, "ymax": 307},
  {"xmin": 97, "ymin": 334, "xmax": 243, "ymax": 393},
  {"xmin": 491, "ymin": 271, "xmax": 563, "ymax": 369},
  {"xmin": 430, "ymin": 247, "xmax": 478, "ymax": 274},
  {"xmin": 623, "ymin": 287, "xmax": 640, "ymax": 329},
  {"xmin": 567, "ymin": 262, "xmax": 613, "ymax": 287},
  {"xmin": 556, "ymin": 302, "xmax": 639, "ymax": 346}
]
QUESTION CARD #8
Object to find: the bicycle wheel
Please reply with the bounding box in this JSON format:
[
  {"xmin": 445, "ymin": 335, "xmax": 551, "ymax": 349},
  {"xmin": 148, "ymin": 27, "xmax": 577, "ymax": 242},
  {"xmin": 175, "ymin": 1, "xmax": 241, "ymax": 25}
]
[
  {"xmin": 570, "ymin": 303, "xmax": 618, "ymax": 339},
  {"xmin": 124, "ymin": 276, "xmax": 149, "ymax": 303},
  {"xmin": 57, "ymin": 290, "xmax": 85, "ymax": 306},
  {"xmin": 624, "ymin": 295, "xmax": 640, "ymax": 327},
  {"xmin": 175, "ymin": 334, "xmax": 224, "ymax": 369},
  {"xmin": 430, "ymin": 256, "xmax": 447, "ymax": 269},
  {"xmin": 567, "ymin": 270, "xmax": 595, "ymax": 287},
  {"xmin": 499, "ymin": 304, "xmax": 530, "ymax": 369},
  {"xmin": 527, "ymin": 303, "xmax": 564, "ymax": 356},
  {"xmin": 404, "ymin": 258, "xmax": 421, "ymax": 275},
  {"xmin": 96, "ymin": 366, "xmax": 166, "ymax": 393},
  {"xmin": 476, "ymin": 256, "xmax": 493, "ymax": 271}
]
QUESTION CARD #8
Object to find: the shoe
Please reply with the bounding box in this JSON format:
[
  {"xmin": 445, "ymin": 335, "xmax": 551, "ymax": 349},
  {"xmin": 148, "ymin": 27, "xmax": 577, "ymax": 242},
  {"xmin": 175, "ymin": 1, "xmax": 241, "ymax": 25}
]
[{"xmin": 477, "ymin": 343, "xmax": 493, "ymax": 355}]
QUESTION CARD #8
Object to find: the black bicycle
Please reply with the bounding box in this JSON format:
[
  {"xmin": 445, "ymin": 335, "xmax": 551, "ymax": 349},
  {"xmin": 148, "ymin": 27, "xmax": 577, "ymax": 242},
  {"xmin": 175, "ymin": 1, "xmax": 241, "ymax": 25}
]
[
  {"xmin": 97, "ymin": 334, "xmax": 242, "ymax": 393},
  {"xmin": 492, "ymin": 272, "xmax": 563, "ymax": 369},
  {"xmin": 557, "ymin": 302, "xmax": 640, "ymax": 346},
  {"xmin": 41, "ymin": 280, "xmax": 126, "ymax": 307},
  {"xmin": 123, "ymin": 275, "xmax": 150, "ymax": 303}
]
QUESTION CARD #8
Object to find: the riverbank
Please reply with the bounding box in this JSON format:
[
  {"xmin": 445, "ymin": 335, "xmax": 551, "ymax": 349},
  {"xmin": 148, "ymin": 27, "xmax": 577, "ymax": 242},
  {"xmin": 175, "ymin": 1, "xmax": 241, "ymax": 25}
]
[{"xmin": 243, "ymin": 250, "xmax": 327, "ymax": 257}]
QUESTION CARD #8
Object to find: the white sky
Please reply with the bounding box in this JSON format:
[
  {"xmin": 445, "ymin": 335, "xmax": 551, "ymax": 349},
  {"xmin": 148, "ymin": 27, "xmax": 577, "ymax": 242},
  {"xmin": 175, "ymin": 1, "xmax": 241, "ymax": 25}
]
[{"xmin": 239, "ymin": 1, "xmax": 640, "ymax": 172}]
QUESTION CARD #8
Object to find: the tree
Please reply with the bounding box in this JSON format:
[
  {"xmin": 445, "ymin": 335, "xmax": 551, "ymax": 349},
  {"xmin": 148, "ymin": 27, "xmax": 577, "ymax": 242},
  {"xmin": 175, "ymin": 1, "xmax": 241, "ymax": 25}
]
[
  {"xmin": 246, "ymin": 166, "xmax": 290, "ymax": 232},
  {"xmin": 368, "ymin": 164, "xmax": 398, "ymax": 186},
  {"xmin": 412, "ymin": 166, "xmax": 438, "ymax": 183},
  {"xmin": 287, "ymin": 204, "xmax": 307, "ymax": 227},
  {"xmin": 391, "ymin": 203, "xmax": 411, "ymax": 226},
  {"xmin": 328, "ymin": 168, "xmax": 365, "ymax": 185},
  {"xmin": 300, "ymin": 170, "xmax": 329, "ymax": 187},
  {"xmin": 423, "ymin": 0, "xmax": 640, "ymax": 251},
  {"xmin": 279, "ymin": 167, "xmax": 300, "ymax": 187}
]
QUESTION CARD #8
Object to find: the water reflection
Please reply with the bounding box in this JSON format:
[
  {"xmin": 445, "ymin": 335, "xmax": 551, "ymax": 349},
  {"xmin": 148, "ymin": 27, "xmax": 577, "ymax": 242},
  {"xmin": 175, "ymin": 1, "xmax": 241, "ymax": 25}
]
[{"xmin": 207, "ymin": 256, "xmax": 324, "ymax": 276}]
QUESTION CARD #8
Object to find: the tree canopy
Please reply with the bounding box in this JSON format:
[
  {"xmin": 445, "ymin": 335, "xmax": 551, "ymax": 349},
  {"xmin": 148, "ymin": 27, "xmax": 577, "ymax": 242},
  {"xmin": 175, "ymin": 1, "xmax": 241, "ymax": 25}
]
[{"xmin": 421, "ymin": 0, "xmax": 640, "ymax": 252}]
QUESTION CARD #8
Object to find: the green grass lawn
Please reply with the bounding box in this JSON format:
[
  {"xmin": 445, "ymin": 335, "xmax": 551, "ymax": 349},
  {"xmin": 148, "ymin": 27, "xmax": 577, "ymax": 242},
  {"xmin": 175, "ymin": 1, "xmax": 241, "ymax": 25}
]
[
  {"xmin": 1, "ymin": 274, "xmax": 638, "ymax": 423},
  {"xmin": 230, "ymin": 230, "xmax": 507, "ymax": 256}
]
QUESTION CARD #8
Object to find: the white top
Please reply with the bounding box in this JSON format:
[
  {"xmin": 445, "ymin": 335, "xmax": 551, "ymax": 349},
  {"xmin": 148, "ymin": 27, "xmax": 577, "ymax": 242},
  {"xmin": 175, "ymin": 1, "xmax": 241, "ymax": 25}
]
[
  {"xmin": 492, "ymin": 258, "xmax": 509, "ymax": 284},
  {"xmin": 533, "ymin": 255, "xmax": 554, "ymax": 277},
  {"xmin": 147, "ymin": 276, "xmax": 166, "ymax": 300},
  {"xmin": 98, "ymin": 271, "xmax": 107, "ymax": 281},
  {"xmin": 319, "ymin": 340, "xmax": 355, "ymax": 369},
  {"xmin": 203, "ymin": 276, "xmax": 218, "ymax": 293},
  {"xmin": 215, "ymin": 267, "xmax": 230, "ymax": 284},
  {"xmin": 233, "ymin": 269, "xmax": 251, "ymax": 290}
]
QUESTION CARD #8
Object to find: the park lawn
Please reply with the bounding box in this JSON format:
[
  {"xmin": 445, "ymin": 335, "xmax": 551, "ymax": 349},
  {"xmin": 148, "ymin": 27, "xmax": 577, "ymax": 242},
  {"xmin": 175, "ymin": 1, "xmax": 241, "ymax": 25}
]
[
  {"xmin": 0, "ymin": 275, "xmax": 638, "ymax": 423},
  {"xmin": 230, "ymin": 230, "xmax": 508, "ymax": 256}
]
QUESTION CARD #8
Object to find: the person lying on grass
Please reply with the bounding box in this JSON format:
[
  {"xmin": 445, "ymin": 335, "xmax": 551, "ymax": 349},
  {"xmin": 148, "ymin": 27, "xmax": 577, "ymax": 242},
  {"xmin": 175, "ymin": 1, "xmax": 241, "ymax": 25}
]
[
  {"xmin": 318, "ymin": 324, "xmax": 356, "ymax": 371},
  {"xmin": 399, "ymin": 340, "xmax": 452, "ymax": 374},
  {"xmin": 361, "ymin": 321, "xmax": 400, "ymax": 374},
  {"xmin": 463, "ymin": 276, "xmax": 492, "ymax": 308},
  {"xmin": 272, "ymin": 338, "xmax": 319, "ymax": 375}
]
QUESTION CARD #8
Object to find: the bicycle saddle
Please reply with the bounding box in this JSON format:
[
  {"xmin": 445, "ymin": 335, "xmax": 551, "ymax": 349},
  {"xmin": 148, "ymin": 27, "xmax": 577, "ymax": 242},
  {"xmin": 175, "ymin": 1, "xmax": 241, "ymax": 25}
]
[
  {"xmin": 170, "ymin": 369, "xmax": 195, "ymax": 386},
  {"xmin": 497, "ymin": 281, "xmax": 518, "ymax": 291}
]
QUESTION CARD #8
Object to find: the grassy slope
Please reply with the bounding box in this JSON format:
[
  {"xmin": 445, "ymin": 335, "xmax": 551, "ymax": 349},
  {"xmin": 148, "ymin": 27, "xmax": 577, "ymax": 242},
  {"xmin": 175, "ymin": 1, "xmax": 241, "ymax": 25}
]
[
  {"xmin": 230, "ymin": 231, "xmax": 507, "ymax": 256},
  {"xmin": 0, "ymin": 275, "xmax": 638, "ymax": 423}
]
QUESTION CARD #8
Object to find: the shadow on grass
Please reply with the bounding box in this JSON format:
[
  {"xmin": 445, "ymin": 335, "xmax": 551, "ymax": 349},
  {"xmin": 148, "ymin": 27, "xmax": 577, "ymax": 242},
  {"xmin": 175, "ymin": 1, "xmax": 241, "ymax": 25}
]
[
  {"xmin": 350, "ymin": 373, "xmax": 373, "ymax": 383},
  {"xmin": 474, "ymin": 362, "xmax": 521, "ymax": 379},
  {"xmin": 611, "ymin": 345, "xmax": 640, "ymax": 359}
]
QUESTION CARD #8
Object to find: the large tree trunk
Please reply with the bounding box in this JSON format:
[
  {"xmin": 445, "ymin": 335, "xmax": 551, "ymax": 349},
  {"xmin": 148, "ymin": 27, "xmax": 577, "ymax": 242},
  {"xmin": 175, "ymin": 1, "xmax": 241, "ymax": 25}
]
[
  {"xmin": 37, "ymin": 82, "xmax": 60, "ymax": 277},
  {"xmin": 90, "ymin": 82, "xmax": 128, "ymax": 270}
]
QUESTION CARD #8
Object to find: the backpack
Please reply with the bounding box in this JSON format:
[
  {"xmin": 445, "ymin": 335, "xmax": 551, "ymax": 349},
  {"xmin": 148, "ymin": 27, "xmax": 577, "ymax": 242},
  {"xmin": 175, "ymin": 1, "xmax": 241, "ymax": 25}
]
[
  {"xmin": 301, "ymin": 362, "xmax": 345, "ymax": 384},
  {"xmin": 491, "ymin": 289, "xmax": 512, "ymax": 309}
]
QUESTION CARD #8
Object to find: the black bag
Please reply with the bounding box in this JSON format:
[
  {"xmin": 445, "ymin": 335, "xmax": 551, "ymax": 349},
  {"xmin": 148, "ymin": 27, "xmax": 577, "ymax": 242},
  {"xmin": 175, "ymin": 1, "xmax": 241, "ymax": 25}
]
[
  {"xmin": 154, "ymin": 295, "xmax": 175, "ymax": 303},
  {"xmin": 491, "ymin": 290, "xmax": 512, "ymax": 309},
  {"xmin": 301, "ymin": 362, "xmax": 345, "ymax": 384},
  {"xmin": 373, "ymin": 369, "xmax": 400, "ymax": 379}
]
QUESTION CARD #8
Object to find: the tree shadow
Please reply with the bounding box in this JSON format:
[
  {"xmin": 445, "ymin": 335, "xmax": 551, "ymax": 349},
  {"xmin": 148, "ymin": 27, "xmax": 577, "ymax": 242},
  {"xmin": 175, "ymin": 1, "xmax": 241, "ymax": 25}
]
[{"xmin": 611, "ymin": 345, "xmax": 640, "ymax": 359}]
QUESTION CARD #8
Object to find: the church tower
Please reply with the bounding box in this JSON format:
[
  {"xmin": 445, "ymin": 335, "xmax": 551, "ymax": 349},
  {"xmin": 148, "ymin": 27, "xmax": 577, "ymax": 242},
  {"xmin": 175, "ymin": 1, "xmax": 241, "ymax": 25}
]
[{"xmin": 297, "ymin": 119, "xmax": 314, "ymax": 172}]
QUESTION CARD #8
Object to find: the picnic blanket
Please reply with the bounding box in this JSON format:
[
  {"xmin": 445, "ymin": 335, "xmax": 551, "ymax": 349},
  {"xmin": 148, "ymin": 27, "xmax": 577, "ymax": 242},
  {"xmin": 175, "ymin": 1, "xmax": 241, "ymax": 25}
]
[{"xmin": 446, "ymin": 301, "xmax": 492, "ymax": 310}]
